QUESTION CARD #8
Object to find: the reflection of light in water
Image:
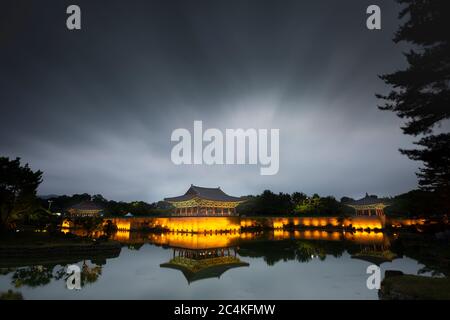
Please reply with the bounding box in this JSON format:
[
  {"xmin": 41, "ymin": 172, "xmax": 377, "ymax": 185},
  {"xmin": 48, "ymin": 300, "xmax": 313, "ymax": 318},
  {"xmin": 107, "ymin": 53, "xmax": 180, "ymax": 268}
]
[
  {"xmin": 115, "ymin": 220, "xmax": 131, "ymax": 231},
  {"xmin": 68, "ymin": 226, "xmax": 387, "ymax": 248},
  {"xmin": 344, "ymin": 231, "xmax": 385, "ymax": 245},
  {"xmin": 290, "ymin": 230, "xmax": 385, "ymax": 244},
  {"xmin": 390, "ymin": 218, "xmax": 427, "ymax": 227},
  {"xmin": 114, "ymin": 230, "xmax": 131, "ymax": 241},
  {"xmin": 273, "ymin": 230, "xmax": 290, "ymax": 239},
  {"xmin": 64, "ymin": 217, "xmax": 390, "ymax": 248},
  {"xmin": 240, "ymin": 232, "xmax": 262, "ymax": 240},
  {"xmin": 77, "ymin": 216, "xmax": 440, "ymax": 235},
  {"xmin": 148, "ymin": 232, "xmax": 240, "ymax": 249},
  {"xmin": 62, "ymin": 219, "xmax": 71, "ymax": 229}
]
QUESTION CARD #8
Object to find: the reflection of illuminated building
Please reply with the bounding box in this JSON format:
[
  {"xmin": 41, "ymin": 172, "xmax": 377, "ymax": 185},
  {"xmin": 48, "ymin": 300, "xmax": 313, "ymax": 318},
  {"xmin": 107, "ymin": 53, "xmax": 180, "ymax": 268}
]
[
  {"xmin": 349, "ymin": 231, "xmax": 397, "ymax": 265},
  {"xmin": 351, "ymin": 250, "xmax": 397, "ymax": 265},
  {"xmin": 164, "ymin": 185, "xmax": 245, "ymax": 216},
  {"xmin": 160, "ymin": 247, "xmax": 249, "ymax": 284},
  {"xmin": 157, "ymin": 232, "xmax": 249, "ymax": 283},
  {"xmin": 61, "ymin": 219, "xmax": 71, "ymax": 231},
  {"xmin": 107, "ymin": 229, "xmax": 388, "ymax": 247},
  {"xmin": 149, "ymin": 232, "xmax": 240, "ymax": 249}
]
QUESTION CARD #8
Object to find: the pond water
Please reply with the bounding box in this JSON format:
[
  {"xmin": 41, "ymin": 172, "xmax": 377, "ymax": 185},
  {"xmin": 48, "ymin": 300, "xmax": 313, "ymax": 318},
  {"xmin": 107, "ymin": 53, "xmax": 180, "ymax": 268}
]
[{"xmin": 0, "ymin": 230, "xmax": 442, "ymax": 300}]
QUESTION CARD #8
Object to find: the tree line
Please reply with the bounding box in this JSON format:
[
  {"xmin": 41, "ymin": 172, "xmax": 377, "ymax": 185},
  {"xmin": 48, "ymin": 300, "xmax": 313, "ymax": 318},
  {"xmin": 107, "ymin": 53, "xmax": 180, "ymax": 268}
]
[
  {"xmin": 1, "ymin": 156, "xmax": 449, "ymax": 232},
  {"xmin": 40, "ymin": 193, "xmax": 172, "ymax": 217},
  {"xmin": 237, "ymin": 189, "xmax": 446, "ymax": 217},
  {"xmin": 378, "ymin": 0, "xmax": 450, "ymax": 208}
]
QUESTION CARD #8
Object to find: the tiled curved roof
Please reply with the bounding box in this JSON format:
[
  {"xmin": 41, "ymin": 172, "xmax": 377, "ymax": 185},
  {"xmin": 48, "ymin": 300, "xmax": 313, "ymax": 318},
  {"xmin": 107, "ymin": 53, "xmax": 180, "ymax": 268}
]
[
  {"xmin": 165, "ymin": 185, "xmax": 243, "ymax": 202},
  {"xmin": 346, "ymin": 194, "xmax": 389, "ymax": 206}
]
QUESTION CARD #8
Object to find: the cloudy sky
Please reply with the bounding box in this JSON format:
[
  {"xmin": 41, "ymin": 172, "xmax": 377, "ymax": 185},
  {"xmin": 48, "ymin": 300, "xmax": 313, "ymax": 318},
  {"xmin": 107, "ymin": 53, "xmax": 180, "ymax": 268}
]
[{"xmin": 0, "ymin": 0, "xmax": 424, "ymax": 202}]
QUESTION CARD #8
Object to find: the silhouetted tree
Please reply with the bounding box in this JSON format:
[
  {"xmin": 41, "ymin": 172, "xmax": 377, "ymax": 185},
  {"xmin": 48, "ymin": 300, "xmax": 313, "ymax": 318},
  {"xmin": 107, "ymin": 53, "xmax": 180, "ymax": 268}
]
[
  {"xmin": 317, "ymin": 196, "xmax": 341, "ymax": 215},
  {"xmin": 377, "ymin": 0, "xmax": 450, "ymax": 205},
  {"xmin": 237, "ymin": 191, "xmax": 294, "ymax": 216},
  {"xmin": 72, "ymin": 216, "xmax": 104, "ymax": 235},
  {"xmin": 92, "ymin": 194, "xmax": 108, "ymax": 206},
  {"xmin": 387, "ymin": 189, "xmax": 448, "ymax": 216},
  {"xmin": 0, "ymin": 157, "xmax": 44, "ymax": 230},
  {"xmin": 103, "ymin": 219, "xmax": 118, "ymax": 238},
  {"xmin": 258, "ymin": 190, "xmax": 293, "ymax": 215},
  {"xmin": 291, "ymin": 192, "xmax": 307, "ymax": 207},
  {"xmin": 402, "ymin": 135, "xmax": 450, "ymax": 196}
]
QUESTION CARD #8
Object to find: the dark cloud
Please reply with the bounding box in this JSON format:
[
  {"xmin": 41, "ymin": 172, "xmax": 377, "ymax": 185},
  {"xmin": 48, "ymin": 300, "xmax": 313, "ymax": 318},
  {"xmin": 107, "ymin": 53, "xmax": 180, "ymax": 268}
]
[{"xmin": 0, "ymin": 0, "xmax": 422, "ymax": 201}]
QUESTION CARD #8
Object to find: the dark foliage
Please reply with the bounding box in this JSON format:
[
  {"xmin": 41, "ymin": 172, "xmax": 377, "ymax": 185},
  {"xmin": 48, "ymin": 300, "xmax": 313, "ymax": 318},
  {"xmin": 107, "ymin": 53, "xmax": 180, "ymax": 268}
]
[
  {"xmin": 41, "ymin": 193, "xmax": 172, "ymax": 217},
  {"xmin": 377, "ymin": 0, "xmax": 450, "ymax": 205},
  {"xmin": 238, "ymin": 190, "xmax": 293, "ymax": 216},
  {"xmin": 0, "ymin": 157, "xmax": 45, "ymax": 230},
  {"xmin": 386, "ymin": 189, "xmax": 448, "ymax": 217}
]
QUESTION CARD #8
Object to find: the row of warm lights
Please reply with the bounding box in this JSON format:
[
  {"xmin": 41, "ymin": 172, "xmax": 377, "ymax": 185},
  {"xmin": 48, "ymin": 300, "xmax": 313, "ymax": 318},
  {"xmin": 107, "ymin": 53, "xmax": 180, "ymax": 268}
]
[
  {"xmin": 109, "ymin": 218, "xmax": 382, "ymax": 233},
  {"xmin": 66, "ymin": 217, "xmax": 385, "ymax": 235},
  {"xmin": 148, "ymin": 231, "xmax": 240, "ymax": 249},
  {"xmin": 111, "ymin": 217, "xmax": 431, "ymax": 230},
  {"xmin": 240, "ymin": 218, "xmax": 341, "ymax": 228}
]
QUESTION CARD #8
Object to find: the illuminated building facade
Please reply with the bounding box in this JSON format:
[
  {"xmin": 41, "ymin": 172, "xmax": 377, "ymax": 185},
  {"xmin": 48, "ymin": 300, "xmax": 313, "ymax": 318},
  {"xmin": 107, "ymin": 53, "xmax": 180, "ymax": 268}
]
[{"xmin": 164, "ymin": 185, "xmax": 245, "ymax": 217}]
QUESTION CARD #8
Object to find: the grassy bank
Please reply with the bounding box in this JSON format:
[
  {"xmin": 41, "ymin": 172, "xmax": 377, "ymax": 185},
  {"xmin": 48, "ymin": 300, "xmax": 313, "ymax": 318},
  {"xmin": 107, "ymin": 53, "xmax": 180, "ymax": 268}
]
[
  {"xmin": 0, "ymin": 231, "xmax": 121, "ymax": 268},
  {"xmin": 380, "ymin": 275, "xmax": 450, "ymax": 300}
]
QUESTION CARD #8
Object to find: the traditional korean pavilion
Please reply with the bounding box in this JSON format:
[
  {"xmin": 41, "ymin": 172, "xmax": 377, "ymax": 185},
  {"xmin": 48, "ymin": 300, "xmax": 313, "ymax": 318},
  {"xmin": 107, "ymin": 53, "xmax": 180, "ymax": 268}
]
[
  {"xmin": 345, "ymin": 193, "xmax": 390, "ymax": 216},
  {"xmin": 66, "ymin": 201, "xmax": 103, "ymax": 217},
  {"xmin": 164, "ymin": 185, "xmax": 245, "ymax": 216}
]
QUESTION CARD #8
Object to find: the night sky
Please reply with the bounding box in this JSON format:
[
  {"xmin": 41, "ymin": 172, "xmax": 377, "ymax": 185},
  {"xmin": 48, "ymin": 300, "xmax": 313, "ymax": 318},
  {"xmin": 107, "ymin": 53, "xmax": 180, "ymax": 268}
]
[{"xmin": 0, "ymin": 0, "xmax": 423, "ymax": 202}]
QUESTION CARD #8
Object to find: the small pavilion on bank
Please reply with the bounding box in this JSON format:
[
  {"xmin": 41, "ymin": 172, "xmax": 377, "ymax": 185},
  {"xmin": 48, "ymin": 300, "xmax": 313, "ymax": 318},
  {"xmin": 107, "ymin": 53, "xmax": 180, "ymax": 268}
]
[{"xmin": 345, "ymin": 193, "xmax": 390, "ymax": 216}]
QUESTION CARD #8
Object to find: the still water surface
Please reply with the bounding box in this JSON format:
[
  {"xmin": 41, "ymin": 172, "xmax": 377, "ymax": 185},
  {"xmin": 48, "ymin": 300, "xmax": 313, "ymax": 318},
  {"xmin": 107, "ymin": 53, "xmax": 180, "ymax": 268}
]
[{"xmin": 0, "ymin": 230, "xmax": 438, "ymax": 299}]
